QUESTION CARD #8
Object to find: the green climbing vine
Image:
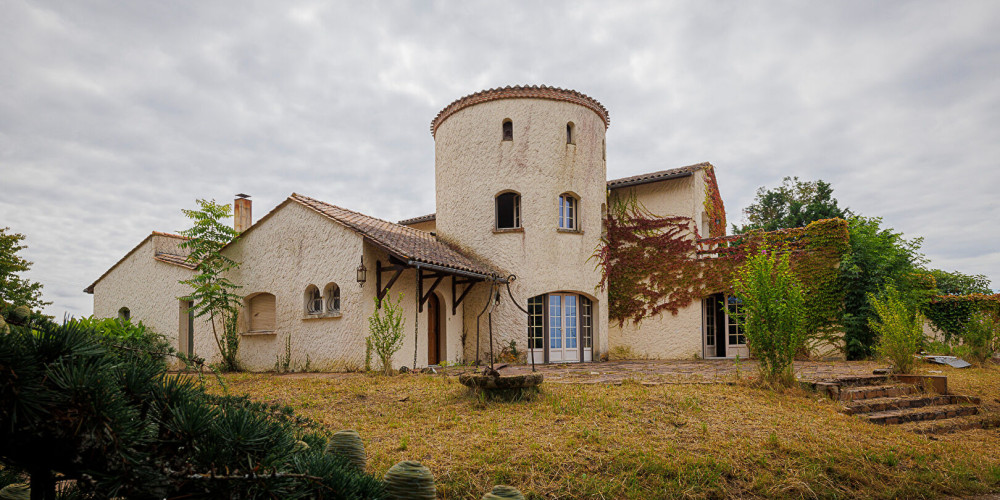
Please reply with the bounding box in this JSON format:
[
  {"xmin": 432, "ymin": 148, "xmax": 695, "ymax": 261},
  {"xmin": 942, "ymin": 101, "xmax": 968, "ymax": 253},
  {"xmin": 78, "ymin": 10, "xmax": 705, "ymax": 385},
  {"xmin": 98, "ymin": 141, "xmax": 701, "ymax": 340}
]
[
  {"xmin": 702, "ymin": 165, "xmax": 727, "ymax": 238},
  {"xmin": 596, "ymin": 193, "xmax": 850, "ymax": 336}
]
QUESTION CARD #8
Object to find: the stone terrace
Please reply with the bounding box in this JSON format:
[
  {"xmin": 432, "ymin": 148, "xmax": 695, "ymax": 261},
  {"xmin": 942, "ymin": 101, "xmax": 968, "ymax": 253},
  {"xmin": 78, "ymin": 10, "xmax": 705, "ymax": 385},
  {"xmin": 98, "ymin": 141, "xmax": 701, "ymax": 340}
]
[{"xmin": 445, "ymin": 359, "xmax": 887, "ymax": 385}]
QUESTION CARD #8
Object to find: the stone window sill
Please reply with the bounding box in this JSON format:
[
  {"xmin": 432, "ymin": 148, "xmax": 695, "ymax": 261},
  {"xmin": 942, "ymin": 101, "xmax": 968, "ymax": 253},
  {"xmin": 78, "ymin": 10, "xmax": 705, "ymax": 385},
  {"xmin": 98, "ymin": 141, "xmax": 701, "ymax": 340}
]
[
  {"xmin": 303, "ymin": 311, "xmax": 342, "ymax": 320},
  {"xmin": 493, "ymin": 227, "xmax": 524, "ymax": 234},
  {"xmin": 241, "ymin": 330, "xmax": 276, "ymax": 336},
  {"xmin": 557, "ymin": 228, "xmax": 583, "ymax": 234}
]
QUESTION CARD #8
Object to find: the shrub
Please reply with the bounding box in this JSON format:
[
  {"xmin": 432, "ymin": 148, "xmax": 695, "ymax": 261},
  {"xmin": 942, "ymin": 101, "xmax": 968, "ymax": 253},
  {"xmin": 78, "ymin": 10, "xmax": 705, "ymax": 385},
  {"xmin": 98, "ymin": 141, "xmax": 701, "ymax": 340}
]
[
  {"xmin": 868, "ymin": 286, "xmax": 925, "ymax": 374},
  {"xmin": 0, "ymin": 312, "xmax": 383, "ymax": 498},
  {"xmin": 956, "ymin": 310, "xmax": 999, "ymax": 365},
  {"xmin": 69, "ymin": 316, "xmax": 173, "ymax": 369},
  {"xmin": 733, "ymin": 246, "xmax": 807, "ymax": 387},
  {"xmin": 367, "ymin": 294, "xmax": 405, "ymax": 375}
]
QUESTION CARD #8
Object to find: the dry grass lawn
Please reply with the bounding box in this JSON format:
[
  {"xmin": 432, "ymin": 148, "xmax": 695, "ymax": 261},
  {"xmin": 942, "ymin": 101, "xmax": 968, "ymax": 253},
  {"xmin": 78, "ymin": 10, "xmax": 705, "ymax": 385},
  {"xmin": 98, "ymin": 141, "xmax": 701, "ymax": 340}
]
[{"xmin": 207, "ymin": 362, "xmax": 1000, "ymax": 499}]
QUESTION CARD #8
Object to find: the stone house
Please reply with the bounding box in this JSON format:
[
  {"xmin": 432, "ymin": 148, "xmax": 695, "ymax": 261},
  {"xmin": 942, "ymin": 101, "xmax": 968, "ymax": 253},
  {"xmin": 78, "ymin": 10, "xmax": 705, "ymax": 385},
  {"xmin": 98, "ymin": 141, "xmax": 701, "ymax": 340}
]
[{"xmin": 85, "ymin": 85, "xmax": 748, "ymax": 370}]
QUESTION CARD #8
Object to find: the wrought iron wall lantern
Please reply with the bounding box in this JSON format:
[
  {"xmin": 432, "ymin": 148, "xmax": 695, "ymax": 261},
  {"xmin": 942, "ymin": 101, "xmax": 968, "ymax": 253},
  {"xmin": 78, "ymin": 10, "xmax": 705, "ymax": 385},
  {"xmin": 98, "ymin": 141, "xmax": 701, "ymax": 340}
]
[{"xmin": 356, "ymin": 257, "xmax": 367, "ymax": 286}]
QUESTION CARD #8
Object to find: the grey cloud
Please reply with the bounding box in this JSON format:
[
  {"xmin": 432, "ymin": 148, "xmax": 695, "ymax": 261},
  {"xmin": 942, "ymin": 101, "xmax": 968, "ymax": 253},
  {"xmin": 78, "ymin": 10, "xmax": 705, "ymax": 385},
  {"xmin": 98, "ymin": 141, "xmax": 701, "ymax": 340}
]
[{"xmin": 2, "ymin": 0, "xmax": 999, "ymax": 318}]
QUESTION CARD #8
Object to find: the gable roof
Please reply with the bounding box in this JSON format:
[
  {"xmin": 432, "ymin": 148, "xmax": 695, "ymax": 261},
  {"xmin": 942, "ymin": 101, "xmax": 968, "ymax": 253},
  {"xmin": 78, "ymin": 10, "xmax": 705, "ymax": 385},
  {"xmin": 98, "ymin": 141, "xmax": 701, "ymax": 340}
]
[
  {"xmin": 288, "ymin": 194, "xmax": 498, "ymax": 278},
  {"xmin": 84, "ymin": 231, "xmax": 191, "ymax": 293},
  {"xmin": 606, "ymin": 162, "xmax": 711, "ymax": 189}
]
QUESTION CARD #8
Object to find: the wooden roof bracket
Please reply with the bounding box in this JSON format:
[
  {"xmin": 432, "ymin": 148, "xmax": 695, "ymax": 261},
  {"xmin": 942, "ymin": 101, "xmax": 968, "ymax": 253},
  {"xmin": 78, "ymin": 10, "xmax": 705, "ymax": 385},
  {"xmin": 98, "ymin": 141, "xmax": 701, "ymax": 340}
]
[
  {"xmin": 417, "ymin": 267, "xmax": 447, "ymax": 313},
  {"xmin": 451, "ymin": 275, "xmax": 478, "ymax": 315},
  {"xmin": 376, "ymin": 258, "xmax": 407, "ymax": 307}
]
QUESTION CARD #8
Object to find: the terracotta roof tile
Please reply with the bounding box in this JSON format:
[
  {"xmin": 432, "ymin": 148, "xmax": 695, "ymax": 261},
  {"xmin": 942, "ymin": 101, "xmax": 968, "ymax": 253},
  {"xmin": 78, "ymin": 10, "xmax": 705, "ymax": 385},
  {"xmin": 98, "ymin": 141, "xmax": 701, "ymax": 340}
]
[
  {"xmin": 290, "ymin": 194, "xmax": 498, "ymax": 278},
  {"xmin": 398, "ymin": 213, "xmax": 436, "ymax": 225},
  {"xmin": 431, "ymin": 85, "xmax": 609, "ymax": 136},
  {"xmin": 606, "ymin": 162, "xmax": 711, "ymax": 189}
]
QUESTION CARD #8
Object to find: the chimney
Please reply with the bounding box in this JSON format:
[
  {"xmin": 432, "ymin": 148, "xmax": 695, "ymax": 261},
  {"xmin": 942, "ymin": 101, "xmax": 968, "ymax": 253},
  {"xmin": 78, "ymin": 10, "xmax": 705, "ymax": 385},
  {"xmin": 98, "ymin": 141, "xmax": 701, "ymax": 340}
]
[{"xmin": 234, "ymin": 194, "xmax": 252, "ymax": 233}]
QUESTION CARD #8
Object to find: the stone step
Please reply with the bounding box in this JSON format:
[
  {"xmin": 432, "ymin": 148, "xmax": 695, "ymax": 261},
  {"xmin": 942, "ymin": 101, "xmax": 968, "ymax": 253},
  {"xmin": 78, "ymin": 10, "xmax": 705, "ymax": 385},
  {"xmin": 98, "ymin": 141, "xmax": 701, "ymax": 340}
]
[
  {"xmin": 838, "ymin": 384, "xmax": 921, "ymax": 402},
  {"xmin": 844, "ymin": 394, "xmax": 981, "ymax": 415},
  {"xmin": 898, "ymin": 413, "xmax": 1000, "ymax": 435},
  {"xmin": 831, "ymin": 375, "xmax": 892, "ymax": 388},
  {"xmin": 866, "ymin": 404, "xmax": 980, "ymax": 425}
]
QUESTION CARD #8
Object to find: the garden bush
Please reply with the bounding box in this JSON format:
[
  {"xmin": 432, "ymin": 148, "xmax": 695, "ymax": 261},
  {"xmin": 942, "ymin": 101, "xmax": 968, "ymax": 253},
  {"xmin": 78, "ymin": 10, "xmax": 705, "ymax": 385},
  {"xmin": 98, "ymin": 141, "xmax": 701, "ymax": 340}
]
[
  {"xmin": 368, "ymin": 294, "xmax": 405, "ymax": 375},
  {"xmin": 0, "ymin": 309, "xmax": 383, "ymax": 499},
  {"xmin": 733, "ymin": 246, "xmax": 807, "ymax": 387},
  {"xmin": 868, "ymin": 286, "xmax": 925, "ymax": 373},
  {"xmin": 955, "ymin": 310, "xmax": 999, "ymax": 365}
]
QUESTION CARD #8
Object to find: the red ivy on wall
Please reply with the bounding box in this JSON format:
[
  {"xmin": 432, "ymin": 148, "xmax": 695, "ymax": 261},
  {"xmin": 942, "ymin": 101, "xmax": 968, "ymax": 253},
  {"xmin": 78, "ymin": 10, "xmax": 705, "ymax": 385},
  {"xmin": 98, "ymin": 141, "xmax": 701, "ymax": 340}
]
[{"xmin": 596, "ymin": 193, "xmax": 849, "ymax": 329}]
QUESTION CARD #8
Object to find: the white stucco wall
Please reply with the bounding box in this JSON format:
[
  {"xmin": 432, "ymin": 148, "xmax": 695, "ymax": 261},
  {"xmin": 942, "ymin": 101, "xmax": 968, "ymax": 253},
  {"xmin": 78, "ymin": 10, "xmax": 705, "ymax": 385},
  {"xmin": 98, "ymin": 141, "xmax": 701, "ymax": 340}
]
[
  {"xmin": 605, "ymin": 171, "xmax": 716, "ymax": 359},
  {"xmin": 608, "ymin": 301, "xmax": 704, "ymax": 359},
  {"xmin": 433, "ymin": 96, "xmax": 610, "ymax": 362},
  {"xmin": 224, "ymin": 201, "xmax": 465, "ymax": 371},
  {"xmin": 91, "ymin": 234, "xmax": 214, "ymax": 364}
]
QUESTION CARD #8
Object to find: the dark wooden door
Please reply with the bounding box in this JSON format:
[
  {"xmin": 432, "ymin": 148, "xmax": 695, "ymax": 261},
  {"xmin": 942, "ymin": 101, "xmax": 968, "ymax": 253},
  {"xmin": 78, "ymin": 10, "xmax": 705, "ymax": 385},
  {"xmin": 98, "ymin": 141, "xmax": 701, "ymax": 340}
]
[
  {"xmin": 427, "ymin": 294, "xmax": 440, "ymax": 365},
  {"xmin": 713, "ymin": 294, "xmax": 727, "ymax": 357}
]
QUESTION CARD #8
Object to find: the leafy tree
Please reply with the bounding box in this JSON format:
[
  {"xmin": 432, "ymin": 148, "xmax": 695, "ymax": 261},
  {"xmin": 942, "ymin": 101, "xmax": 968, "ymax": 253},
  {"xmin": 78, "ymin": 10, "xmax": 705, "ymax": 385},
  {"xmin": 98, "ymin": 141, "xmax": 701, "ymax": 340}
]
[
  {"xmin": 367, "ymin": 294, "xmax": 405, "ymax": 375},
  {"xmin": 178, "ymin": 199, "xmax": 243, "ymax": 372},
  {"xmin": 734, "ymin": 177, "xmax": 850, "ymax": 234},
  {"xmin": 928, "ymin": 269, "xmax": 991, "ymax": 296},
  {"xmin": 840, "ymin": 216, "xmax": 931, "ymax": 359},
  {"xmin": 869, "ymin": 286, "xmax": 925, "ymax": 374},
  {"xmin": 0, "ymin": 227, "xmax": 48, "ymax": 310},
  {"xmin": 733, "ymin": 246, "xmax": 807, "ymax": 387},
  {"xmin": 0, "ymin": 311, "xmax": 383, "ymax": 499}
]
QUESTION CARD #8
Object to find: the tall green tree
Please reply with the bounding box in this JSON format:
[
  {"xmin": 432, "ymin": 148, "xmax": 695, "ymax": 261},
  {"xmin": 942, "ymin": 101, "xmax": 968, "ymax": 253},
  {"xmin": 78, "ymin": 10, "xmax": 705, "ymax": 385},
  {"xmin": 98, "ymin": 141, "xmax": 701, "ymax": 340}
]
[
  {"xmin": 840, "ymin": 216, "xmax": 931, "ymax": 359},
  {"xmin": 734, "ymin": 177, "xmax": 850, "ymax": 234},
  {"xmin": 0, "ymin": 227, "xmax": 48, "ymax": 310},
  {"xmin": 178, "ymin": 199, "xmax": 243, "ymax": 372}
]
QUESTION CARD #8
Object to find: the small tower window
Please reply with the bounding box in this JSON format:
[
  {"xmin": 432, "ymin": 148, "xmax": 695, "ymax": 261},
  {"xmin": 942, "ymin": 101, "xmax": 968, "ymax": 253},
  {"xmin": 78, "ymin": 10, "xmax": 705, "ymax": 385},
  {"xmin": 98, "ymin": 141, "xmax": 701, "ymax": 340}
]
[
  {"xmin": 118, "ymin": 307, "xmax": 131, "ymax": 321},
  {"xmin": 566, "ymin": 122, "xmax": 575, "ymax": 145},
  {"xmin": 502, "ymin": 119, "xmax": 513, "ymax": 141},
  {"xmin": 495, "ymin": 191, "xmax": 521, "ymax": 230},
  {"xmin": 559, "ymin": 193, "xmax": 578, "ymax": 230}
]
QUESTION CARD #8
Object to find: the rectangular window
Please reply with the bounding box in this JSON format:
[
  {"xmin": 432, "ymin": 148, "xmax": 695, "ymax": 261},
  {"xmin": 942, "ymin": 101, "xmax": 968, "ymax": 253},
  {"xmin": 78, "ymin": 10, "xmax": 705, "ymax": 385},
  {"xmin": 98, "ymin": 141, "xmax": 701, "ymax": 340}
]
[
  {"xmin": 548, "ymin": 295, "xmax": 562, "ymax": 349},
  {"xmin": 496, "ymin": 193, "xmax": 520, "ymax": 229},
  {"xmin": 559, "ymin": 195, "xmax": 577, "ymax": 230},
  {"xmin": 727, "ymin": 296, "xmax": 745, "ymax": 346},
  {"xmin": 528, "ymin": 295, "xmax": 544, "ymax": 349},
  {"xmin": 580, "ymin": 296, "xmax": 593, "ymax": 349}
]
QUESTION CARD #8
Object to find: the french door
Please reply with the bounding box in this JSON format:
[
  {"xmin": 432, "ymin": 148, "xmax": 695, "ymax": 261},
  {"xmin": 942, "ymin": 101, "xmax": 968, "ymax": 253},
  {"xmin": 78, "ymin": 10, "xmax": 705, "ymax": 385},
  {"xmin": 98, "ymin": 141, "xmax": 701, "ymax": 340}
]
[
  {"xmin": 528, "ymin": 293, "xmax": 594, "ymax": 364},
  {"xmin": 548, "ymin": 294, "xmax": 580, "ymax": 362}
]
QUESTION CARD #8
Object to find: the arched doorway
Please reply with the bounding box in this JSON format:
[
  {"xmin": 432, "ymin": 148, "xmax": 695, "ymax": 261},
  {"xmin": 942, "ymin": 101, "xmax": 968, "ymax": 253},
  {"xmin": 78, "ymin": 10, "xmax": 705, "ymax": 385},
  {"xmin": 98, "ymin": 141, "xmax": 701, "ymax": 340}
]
[
  {"xmin": 527, "ymin": 292, "xmax": 595, "ymax": 364},
  {"xmin": 427, "ymin": 294, "xmax": 443, "ymax": 365}
]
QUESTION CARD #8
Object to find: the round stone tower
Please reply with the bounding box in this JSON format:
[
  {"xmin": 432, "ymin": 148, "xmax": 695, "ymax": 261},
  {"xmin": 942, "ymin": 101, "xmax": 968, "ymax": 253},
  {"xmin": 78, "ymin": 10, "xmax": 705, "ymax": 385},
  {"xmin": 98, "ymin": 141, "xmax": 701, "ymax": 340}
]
[{"xmin": 431, "ymin": 85, "xmax": 610, "ymax": 363}]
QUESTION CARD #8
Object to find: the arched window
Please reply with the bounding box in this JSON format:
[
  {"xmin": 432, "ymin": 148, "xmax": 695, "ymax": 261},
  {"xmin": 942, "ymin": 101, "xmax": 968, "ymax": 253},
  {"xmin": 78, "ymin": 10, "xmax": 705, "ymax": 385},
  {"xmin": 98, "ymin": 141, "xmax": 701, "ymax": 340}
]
[
  {"xmin": 566, "ymin": 122, "xmax": 575, "ymax": 145},
  {"xmin": 247, "ymin": 293, "xmax": 276, "ymax": 332},
  {"xmin": 305, "ymin": 285, "xmax": 322, "ymax": 314},
  {"xmin": 558, "ymin": 193, "xmax": 578, "ymax": 230},
  {"xmin": 325, "ymin": 283, "xmax": 341, "ymax": 313},
  {"xmin": 495, "ymin": 191, "xmax": 521, "ymax": 230},
  {"xmin": 118, "ymin": 307, "xmax": 131, "ymax": 321},
  {"xmin": 502, "ymin": 119, "xmax": 513, "ymax": 141}
]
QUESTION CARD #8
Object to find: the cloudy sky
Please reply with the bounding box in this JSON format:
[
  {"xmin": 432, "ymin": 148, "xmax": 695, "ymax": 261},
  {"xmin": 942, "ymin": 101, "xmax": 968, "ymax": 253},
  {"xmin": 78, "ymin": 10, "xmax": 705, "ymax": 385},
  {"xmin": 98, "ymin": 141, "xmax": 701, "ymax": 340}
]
[{"xmin": 2, "ymin": 1, "xmax": 998, "ymax": 317}]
